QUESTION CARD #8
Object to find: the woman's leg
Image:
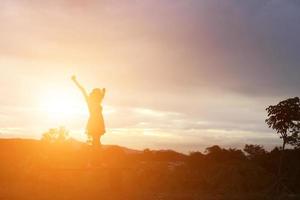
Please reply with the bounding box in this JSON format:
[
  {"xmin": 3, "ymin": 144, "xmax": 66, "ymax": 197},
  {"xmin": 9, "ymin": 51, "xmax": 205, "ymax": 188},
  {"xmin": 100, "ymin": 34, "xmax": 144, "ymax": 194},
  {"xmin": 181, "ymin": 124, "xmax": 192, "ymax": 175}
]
[{"xmin": 92, "ymin": 135, "xmax": 101, "ymax": 147}]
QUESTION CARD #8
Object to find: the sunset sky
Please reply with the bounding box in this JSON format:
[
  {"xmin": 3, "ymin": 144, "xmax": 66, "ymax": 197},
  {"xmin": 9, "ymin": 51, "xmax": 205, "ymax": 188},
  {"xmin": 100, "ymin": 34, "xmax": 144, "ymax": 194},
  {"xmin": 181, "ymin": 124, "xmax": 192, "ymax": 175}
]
[{"xmin": 1, "ymin": 0, "xmax": 300, "ymax": 152}]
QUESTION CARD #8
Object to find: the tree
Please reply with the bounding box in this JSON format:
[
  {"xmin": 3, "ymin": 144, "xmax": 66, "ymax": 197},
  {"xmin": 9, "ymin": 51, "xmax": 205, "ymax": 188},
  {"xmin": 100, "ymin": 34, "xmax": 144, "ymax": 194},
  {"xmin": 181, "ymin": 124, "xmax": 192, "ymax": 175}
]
[
  {"xmin": 205, "ymin": 145, "xmax": 245, "ymax": 162},
  {"xmin": 41, "ymin": 127, "xmax": 69, "ymax": 143},
  {"xmin": 244, "ymin": 144, "xmax": 266, "ymax": 160},
  {"xmin": 266, "ymin": 97, "xmax": 300, "ymax": 194},
  {"xmin": 265, "ymin": 97, "xmax": 300, "ymax": 150}
]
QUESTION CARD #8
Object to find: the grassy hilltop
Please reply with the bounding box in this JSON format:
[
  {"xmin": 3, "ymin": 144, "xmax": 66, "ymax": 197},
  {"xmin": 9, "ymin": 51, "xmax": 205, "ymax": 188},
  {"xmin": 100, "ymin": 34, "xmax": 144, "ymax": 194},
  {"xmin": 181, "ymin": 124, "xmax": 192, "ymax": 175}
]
[{"xmin": 0, "ymin": 139, "xmax": 300, "ymax": 200}]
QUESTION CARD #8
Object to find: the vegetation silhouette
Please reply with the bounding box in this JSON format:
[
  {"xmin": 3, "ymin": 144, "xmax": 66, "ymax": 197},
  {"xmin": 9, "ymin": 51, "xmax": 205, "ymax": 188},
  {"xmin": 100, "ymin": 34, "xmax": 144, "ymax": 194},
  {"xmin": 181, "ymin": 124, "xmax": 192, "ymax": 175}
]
[
  {"xmin": 265, "ymin": 97, "xmax": 300, "ymax": 197},
  {"xmin": 266, "ymin": 97, "xmax": 300, "ymax": 150},
  {"xmin": 1, "ymin": 138, "xmax": 300, "ymax": 200},
  {"xmin": 72, "ymin": 76, "xmax": 106, "ymax": 147},
  {"xmin": 42, "ymin": 127, "xmax": 69, "ymax": 144}
]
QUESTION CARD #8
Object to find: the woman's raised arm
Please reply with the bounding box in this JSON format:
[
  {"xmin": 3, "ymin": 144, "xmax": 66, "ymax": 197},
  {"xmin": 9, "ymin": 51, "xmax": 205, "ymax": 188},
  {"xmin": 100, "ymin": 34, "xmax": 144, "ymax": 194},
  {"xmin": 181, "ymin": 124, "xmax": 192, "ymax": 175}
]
[
  {"xmin": 102, "ymin": 88, "xmax": 106, "ymax": 98},
  {"xmin": 71, "ymin": 75, "xmax": 88, "ymax": 101}
]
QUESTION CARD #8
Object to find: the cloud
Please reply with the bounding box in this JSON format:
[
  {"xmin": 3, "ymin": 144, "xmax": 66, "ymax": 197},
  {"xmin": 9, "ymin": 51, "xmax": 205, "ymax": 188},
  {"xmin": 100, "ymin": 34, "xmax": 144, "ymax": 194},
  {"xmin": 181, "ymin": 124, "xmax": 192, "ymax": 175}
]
[
  {"xmin": 5, "ymin": 0, "xmax": 300, "ymax": 97},
  {"xmin": 0, "ymin": 0, "xmax": 299, "ymax": 151}
]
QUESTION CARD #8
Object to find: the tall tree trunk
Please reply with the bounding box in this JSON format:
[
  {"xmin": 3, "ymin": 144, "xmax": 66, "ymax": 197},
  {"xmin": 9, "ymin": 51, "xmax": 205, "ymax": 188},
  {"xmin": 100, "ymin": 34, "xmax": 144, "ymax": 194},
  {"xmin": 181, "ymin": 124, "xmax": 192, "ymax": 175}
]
[
  {"xmin": 282, "ymin": 140, "xmax": 286, "ymax": 151},
  {"xmin": 277, "ymin": 140, "xmax": 286, "ymax": 183}
]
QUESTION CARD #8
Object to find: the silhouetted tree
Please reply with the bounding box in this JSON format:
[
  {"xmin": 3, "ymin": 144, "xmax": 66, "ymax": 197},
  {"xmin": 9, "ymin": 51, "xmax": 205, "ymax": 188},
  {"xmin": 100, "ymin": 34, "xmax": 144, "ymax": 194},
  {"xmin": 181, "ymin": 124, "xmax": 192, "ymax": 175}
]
[
  {"xmin": 41, "ymin": 127, "xmax": 69, "ymax": 143},
  {"xmin": 205, "ymin": 145, "xmax": 222, "ymax": 154},
  {"xmin": 244, "ymin": 144, "xmax": 266, "ymax": 160},
  {"xmin": 266, "ymin": 97, "xmax": 300, "ymax": 150},
  {"xmin": 205, "ymin": 145, "xmax": 245, "ymax": 162},
  {"xmin": 266, "ymin": 97, "xmax": 300, "ymax": 194}
]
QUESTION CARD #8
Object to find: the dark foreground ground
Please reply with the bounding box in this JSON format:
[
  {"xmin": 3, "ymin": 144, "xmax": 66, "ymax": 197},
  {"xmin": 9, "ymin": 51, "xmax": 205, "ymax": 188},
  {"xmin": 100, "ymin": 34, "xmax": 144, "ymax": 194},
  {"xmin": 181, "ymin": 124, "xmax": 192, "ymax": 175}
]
[{"xmin": 0, "ymin": 139, "xmax": 300, "ymax": 200}]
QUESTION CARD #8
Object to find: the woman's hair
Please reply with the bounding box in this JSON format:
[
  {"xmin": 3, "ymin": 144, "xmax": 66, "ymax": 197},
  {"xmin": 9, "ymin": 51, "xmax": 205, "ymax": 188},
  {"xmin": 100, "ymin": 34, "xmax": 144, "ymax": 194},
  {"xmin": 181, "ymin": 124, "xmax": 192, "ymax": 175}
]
[{"xmin": 89, "ymin": 88, "xmax": 103, "ymax": 102}]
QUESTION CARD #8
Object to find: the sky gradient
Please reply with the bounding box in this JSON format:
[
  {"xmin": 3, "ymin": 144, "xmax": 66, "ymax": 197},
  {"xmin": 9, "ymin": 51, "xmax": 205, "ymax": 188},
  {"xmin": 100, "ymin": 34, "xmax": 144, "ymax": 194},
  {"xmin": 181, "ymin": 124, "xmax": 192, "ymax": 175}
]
[{"xmin": 1, "ymin": 0, "xmax": 299, "ymax": 152}]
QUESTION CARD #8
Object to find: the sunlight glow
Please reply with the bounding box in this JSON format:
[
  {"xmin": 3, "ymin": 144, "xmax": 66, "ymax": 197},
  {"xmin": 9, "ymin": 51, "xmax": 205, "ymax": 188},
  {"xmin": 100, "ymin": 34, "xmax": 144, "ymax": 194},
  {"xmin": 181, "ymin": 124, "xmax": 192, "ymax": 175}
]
[{"xmin": 38, "ymin": 88, "xmax": 86, "ymax": 123}]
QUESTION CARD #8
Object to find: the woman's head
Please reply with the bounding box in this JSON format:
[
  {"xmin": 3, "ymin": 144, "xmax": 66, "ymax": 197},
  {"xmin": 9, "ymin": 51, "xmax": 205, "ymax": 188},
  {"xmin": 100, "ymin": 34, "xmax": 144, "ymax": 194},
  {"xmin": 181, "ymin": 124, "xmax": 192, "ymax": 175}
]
[{"xmin": 89, "ymin": 88, "xmax": 104, "ymax": 103}]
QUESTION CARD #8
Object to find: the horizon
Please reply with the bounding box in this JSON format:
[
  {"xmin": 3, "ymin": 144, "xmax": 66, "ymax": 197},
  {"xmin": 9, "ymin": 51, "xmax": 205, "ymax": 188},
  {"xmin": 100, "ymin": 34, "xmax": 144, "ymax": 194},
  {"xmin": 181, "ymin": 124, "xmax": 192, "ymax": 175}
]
[
  {"xmin": 0, "ymin": 137, "xmax": 287, "ymax": 155},
  {"xmin": 1, "ymin": 0, "xmax": 300, "ymax": 152}
]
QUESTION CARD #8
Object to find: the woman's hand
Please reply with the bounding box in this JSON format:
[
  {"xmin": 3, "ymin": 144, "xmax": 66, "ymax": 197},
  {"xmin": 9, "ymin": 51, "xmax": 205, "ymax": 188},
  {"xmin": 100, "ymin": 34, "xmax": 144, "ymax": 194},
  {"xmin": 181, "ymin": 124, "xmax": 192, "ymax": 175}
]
[
  {"xmin": 102, "ymin": 88, "xmax": 106, "ymax": 97},
  {"xmin": 71, "ymin": 75, "xmax": 77, "ymax": 82}
]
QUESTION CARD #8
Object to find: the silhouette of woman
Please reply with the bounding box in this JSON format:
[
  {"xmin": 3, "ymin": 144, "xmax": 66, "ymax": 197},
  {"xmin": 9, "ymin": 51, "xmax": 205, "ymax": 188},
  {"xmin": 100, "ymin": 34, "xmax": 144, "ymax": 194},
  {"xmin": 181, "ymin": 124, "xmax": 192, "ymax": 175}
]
[{"xmin": 72, "ymin": 76, "xmax": 106, "ymax": 147}]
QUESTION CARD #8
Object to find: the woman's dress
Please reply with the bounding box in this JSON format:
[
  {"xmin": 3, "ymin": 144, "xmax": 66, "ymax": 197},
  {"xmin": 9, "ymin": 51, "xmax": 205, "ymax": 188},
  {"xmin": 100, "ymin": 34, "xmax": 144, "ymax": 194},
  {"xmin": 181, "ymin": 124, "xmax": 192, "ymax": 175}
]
[{"xmin": 86, "ymin": 100, "xmax": 105, "ymax": 136}]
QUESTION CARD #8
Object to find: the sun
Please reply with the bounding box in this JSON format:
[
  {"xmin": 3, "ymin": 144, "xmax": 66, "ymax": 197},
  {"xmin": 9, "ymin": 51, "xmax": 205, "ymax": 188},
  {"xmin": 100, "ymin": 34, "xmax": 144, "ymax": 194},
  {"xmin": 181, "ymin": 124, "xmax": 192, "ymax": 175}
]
[
  {"xmin": 38, "ymin": 88, "xmax": 86, "ymax": 123},
  {"xmin": 42, "ymin": 96, "xmax": 73, "ymax": 120}
]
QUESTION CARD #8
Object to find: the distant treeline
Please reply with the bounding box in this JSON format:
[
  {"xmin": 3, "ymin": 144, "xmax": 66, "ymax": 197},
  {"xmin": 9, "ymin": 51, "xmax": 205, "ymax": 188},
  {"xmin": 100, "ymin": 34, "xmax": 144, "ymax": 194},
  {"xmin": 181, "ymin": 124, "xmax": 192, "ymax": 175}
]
[{"xmin": 0, "ymin": 139, "xmax": 299, "ymax": 200}]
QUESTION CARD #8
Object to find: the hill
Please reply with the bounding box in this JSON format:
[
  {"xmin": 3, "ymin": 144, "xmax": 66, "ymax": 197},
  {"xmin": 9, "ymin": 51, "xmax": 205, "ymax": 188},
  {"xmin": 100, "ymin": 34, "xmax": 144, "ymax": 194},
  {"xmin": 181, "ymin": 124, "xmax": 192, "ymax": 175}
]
[
  {"xmin": 0, "ymin": 138, "xmax": 300, "ymax": 200},
  {"xmin": 0, "ymin": 138, "xmax": 140, "ymax": 154}
]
